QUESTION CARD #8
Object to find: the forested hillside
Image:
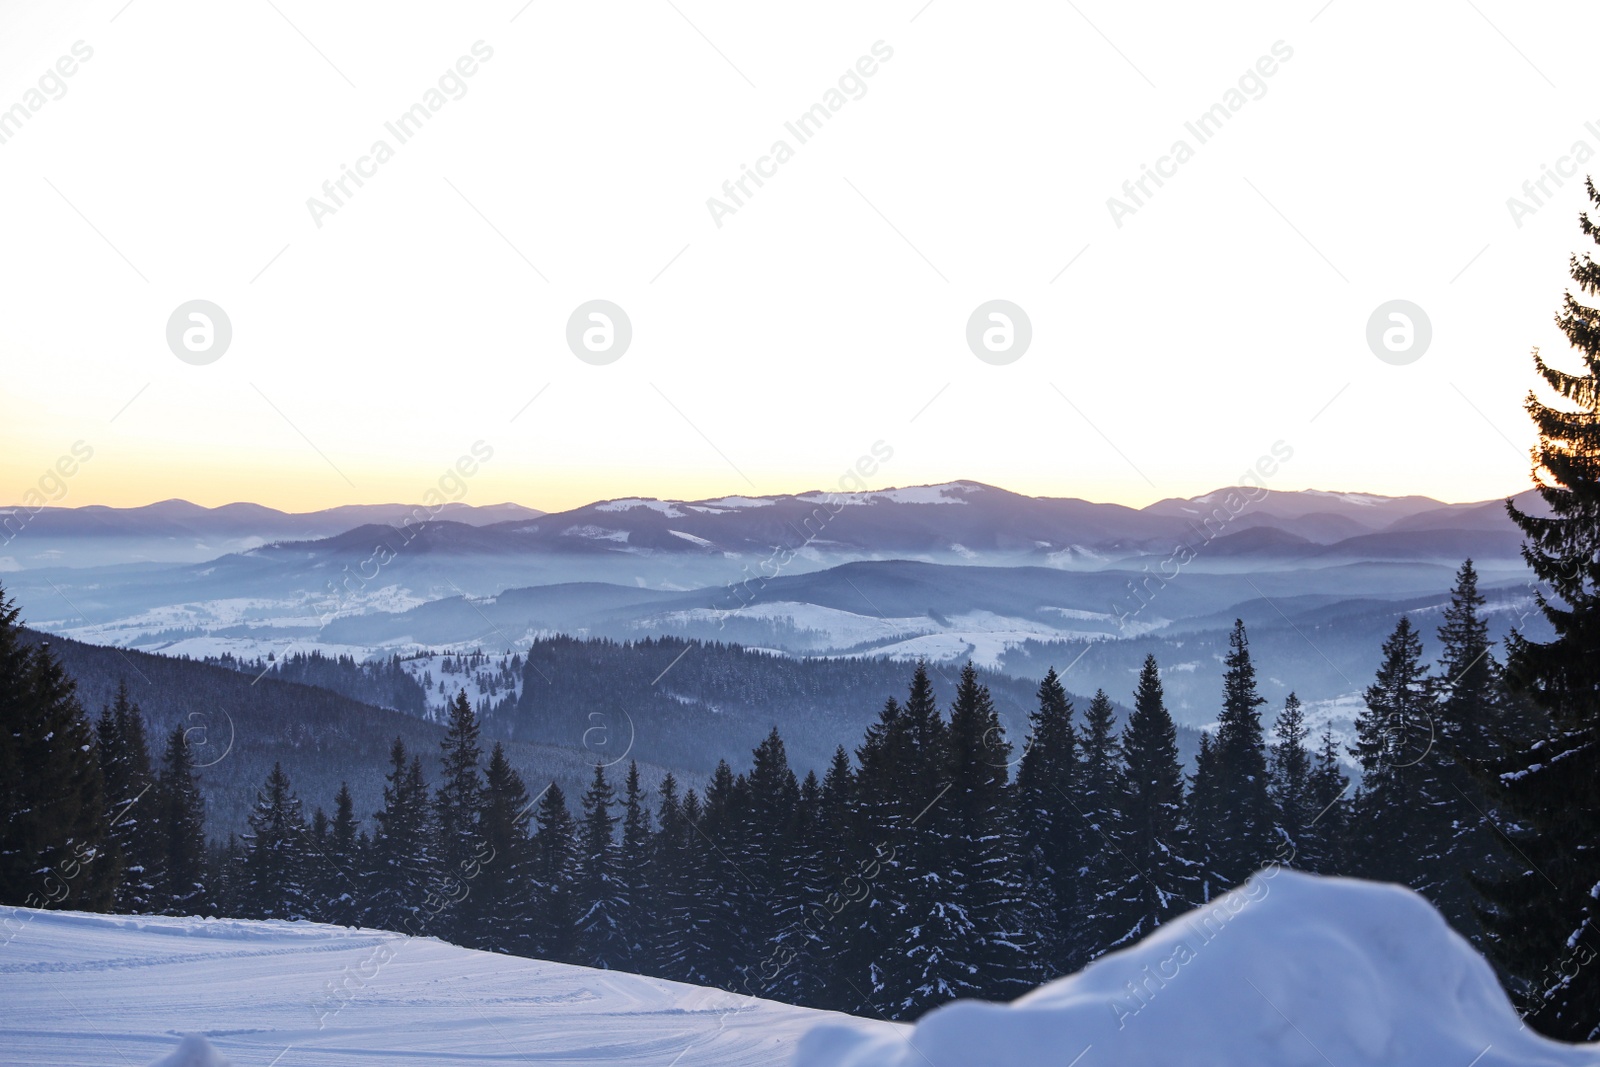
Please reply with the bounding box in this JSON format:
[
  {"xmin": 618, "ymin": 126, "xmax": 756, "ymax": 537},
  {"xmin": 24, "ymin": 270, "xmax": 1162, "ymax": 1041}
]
[{"xmin": 16, "ymin": 627, "xmax": 664, "ymax": 835}]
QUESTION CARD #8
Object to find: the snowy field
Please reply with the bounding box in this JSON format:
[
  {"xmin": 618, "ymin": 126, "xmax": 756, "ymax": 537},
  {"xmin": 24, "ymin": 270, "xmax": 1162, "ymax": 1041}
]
[
  {"xmin": 6, "ymin": 873, "xmax": 1598, "ymax": 1066},
  {"xmin": 0, "ymin": 908, "xmax": 883, "ymax": 1067}
]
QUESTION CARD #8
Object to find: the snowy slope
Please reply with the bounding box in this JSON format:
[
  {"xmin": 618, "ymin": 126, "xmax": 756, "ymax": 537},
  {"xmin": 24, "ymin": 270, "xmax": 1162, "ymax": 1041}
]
[
  {"xmin": 0, "ymin": 908, "xmax": 886, "ymax": 1067},
  {"xmin": 799, "ymin": 870, "xmax": 1600, "ymax": 1067}
]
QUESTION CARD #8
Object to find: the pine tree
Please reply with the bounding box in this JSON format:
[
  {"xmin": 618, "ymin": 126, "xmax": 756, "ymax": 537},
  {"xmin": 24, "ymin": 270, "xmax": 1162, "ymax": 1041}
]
[
  {"xmin": 0, "ymin": 591, "xmax": 114, "ymax": 908},
  {"xmin": 530, "ymin": 782, "xmax": 579, "ymax": 963},
  {"xmin": 695, "ymin": 760, "xmax": 749, "ymax": 989},
  {"xmin": 1012, "ymin": 666, "xmax": 1084, "ymax": 979},
  {"xmin": 575, "ymin": 762, "xmax": 625, "ymax": 968},
  {"xmin": 1301, "ymin": 725, "xmax": 1350, "ymax": 874},
  {"xmin": 1187, "ymin": 732, "xmax": 1220, "ymax": 903},
  {"xmin": 615, "ymin": 761, "xmax": 654, "ymax": 973},
  {"xmin": 364, "ymin": 738, "xmax": 435, "ymax": 934},
  {"xmin": 154, "ymin": 725, "xmax": 207, "ymax": 915},
  {"xmin": 840, "ymin": 695, "xmax": 909, "ymax": 1011},
  {"xmin": 474, "ymin": 743, "xmax": 536, "ymax": 954},
  {"xmin": 1348, "ymin": 616, "xmax": 1447, "ymax": 896},
  {"xmin": 1478, "ymin": 179, "xmax": 1600, "ymax": 1040},
  {"xmin": 1097, "ymin": 656, "xmax": 1196, "ymax": 952},
  {"xmin": 739, "ymin": 729, "xmax": 801, "ymax": 998},
  {"xmin": 1269, "ymin": 693, "xmax": 1314, "ymax": 867},
  {"xmin": 1429, "ymin": 560, "xmax": 1509, "ymax": 946},
  {"xmin": 238, "ymin": 762, "xmax": 309, "ymax": 920},
  {"xmin": 804, "ymin": 746, "xmax": 858, "ymax": 1011},
  {"xmin": 650, "ymin": 772, "xmax": 692, "ymax": 979},
  {"xmin": 97, "ymin": 682, "xmax": 162, "ymax": 912},
  {"xmin": 777, "ymin": 768, "xmax": 827, "ymax": 1005},
  {"xmin": 318, "ymin": 783, "xmax": 363, "ymax": 927},
  {"xmin": 1078, "ymin": 689, "xmax": 1123, "ymax": 958},
  {"xmin": 433, "ymin": 690, "xmax": 484, "ymax": 943},
  {"xmin": 1207, "ymin": 619, "xmax": 1275, "ymax": 889},
  {"xmin": 0, "ymin": 585, "xmax": 113, "ymax": 911}
]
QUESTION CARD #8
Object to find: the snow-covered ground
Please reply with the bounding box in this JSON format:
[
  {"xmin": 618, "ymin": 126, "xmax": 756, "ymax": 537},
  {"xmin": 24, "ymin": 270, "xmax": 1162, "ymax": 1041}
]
[
  {"xmin": 0, "ymin": 907, "xmax": 884, "ymax": 1067},
  {"xmin": 6, "ymin": 873, "xmax": 1597, "ymax": 1066}
]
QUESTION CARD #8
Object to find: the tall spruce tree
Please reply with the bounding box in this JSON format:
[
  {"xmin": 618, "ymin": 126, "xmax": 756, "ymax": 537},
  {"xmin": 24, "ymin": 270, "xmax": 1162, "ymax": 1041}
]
[
  {"xmin": 434, "ymin": 690, "xmax": 484, "ymax": 943},
  {"xmin": 1423, "ymin": 559, "xmax": 1507, "ymax": 946},
  {"xmin": 1097, "ymin": 656, "xmax": 1195, "ymax": 951},
  {"xmin": 1269, "ymin": 693, "xmax": 1314, "ymax": 867},
  {"xmin": 575, "ymin": 762, "xmax": 626, "ymax": 968},
  {"xmin": 364, "ymin": 739, "xmax": 435, "ymax": 934},
  {"xmin": 695, "ymin": 760, "xmax": 749, "ymax": 989},
  {"xmin": 1012, "ymin": 666, "xmax": 1083, "ymax": 980},
  {"xmin": 1348, "ymin": 616, "xmax": 1447, "ymax": 895},
  {"xmin": 238, "ymin": 762, "xmax": 309, "ymax": 920},
  {"xmin": 615, "ymin": 761, "xmax": 654, "ymax": 974},
  {"xmin": 650, "ymin": 773, "xmax": 693, "ymax": 980},
  {"xmin": 0, "ymin": 592, "xmax": 114, "ymax": 911},
  {"xmin": 154, "ymin": 725, "xmax": 207, "ymax": 915},
  {"xmin": 319, "ymin": 783, "xmax": 363, "ymax": 927},
  {"xmin": 740, "ymin": 728, "xmax": 801, "ymax": 997},
  {"xmin": 97, "ymin": 682, "xmax": 161, "ymax": 912},
  {"xmin": 530, "ymin": 781, "xmax": 579, "ymax": 963},
  {"xmin": 1206, "ymin": 620, "xmax": 1275, "ymax": 889},
  {"xmin": 806, "ymin": 746, "xmax": 858, "ymax": 1011},
  {"xmin": 473, "ymin": 743, "xmax": 536, "ymax": 954},
  {"xmin": 1077, "ymin": 689, "xmax": 1123, "ymax": 959},
  {"xmin": 1479, "ymin": 178, "xmax": 1600, "ymax": 1040},
  {"xmin": 1301, "ymin": 725, "xmax": 1350, "ymax": 875}
]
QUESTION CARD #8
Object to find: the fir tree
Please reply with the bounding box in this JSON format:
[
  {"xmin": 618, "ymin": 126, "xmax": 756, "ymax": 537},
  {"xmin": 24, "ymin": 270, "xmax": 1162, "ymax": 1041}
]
[
  {"xmin": 1301, "ymin": 725, "xmax": 1350, "ymax": 874},
  {"xmin": 575, "ymin": 762, "xmax": 625, "ymax": 968},
  {"xmin": 318, "ymin": 783, "xmax": 362, "ymax": 927},
  {"xmin": 695, "ymin": 760, "xmax": 749, "ymax": 989},
  {"xmin": 1012, "ymin": 666, "xmax": 1083, "ymax": 979},
  {"xmin": 1479, "ymin": 179, "xmax": 1600, "ymax": 1040},
  {"xmin": 650, "ymin": 772, "xmax": 692, "ymax": 979},
  {"xmin": 1207, "ymin": 620, "xmax": 1275, "ymax": 889},
  {"xmin": 1348, "ymin": 616, "xmax": 1446, "ymax": 895},
  {"xmin": 1077, "ymin": 689, "xmax": 1123, "ymax": 958},
  {"xmin": 530, "ymin": 782, "xmax": 579, "ymax": 963},
  {"xmin": 1430, "ymin": 560, "xmax": 1508, "ymax": 946},
  {"xmin": 474, "ymin": 743, "xmax": 536, "ymax": 954},
  {"xmin": 1097, "ymin": 656, "xmax": 1195, "ymax": 951},
  {"xmin": 804, "ymin": 746, "xmax": 858, "ymax": 1011},
  {"xmin": 1269, "ymin": 693, "xmax": 1314, "ymax": 867},
  {"xmin": 238, "ymin": 762, "xmax": 309, "ymax": 920},
  {"xmin": 615, "ymin": 761, "xmax": 654, "ymax": 973},
  {"xmin": 739, "ymin": 729, "xmax": 801, "ymax": 997},
  {"xmin": 97, "ymin": 682, "xmax": 162, "ymax": 912},
  {"xmin": 154, "ymin": 725, "xmax": 207, "ymax": 915},
  {"xmin": 0, "ymin": 585, "xmax": 113, "ymax": 911},
  {"xmin": 1187, "ymin": 732, "xmax": 1220, "ymax": 903},
  {"xmin": 434, "ymin": 690, "xmax": 484, "ymax": 943},
  {"xmin": 364, "ymin": 738, "xmax": 435, "ymax": 934}
]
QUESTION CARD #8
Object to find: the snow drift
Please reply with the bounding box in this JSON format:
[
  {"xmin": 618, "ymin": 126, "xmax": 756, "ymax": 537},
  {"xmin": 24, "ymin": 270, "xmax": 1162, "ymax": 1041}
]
[{"xmin": 796, "ymin": 869, "xmax": 1600, "ymax": 1067}]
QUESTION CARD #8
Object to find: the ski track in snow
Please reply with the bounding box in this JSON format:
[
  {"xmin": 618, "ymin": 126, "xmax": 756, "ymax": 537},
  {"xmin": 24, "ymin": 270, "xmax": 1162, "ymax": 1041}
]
[{"xmin": 0, "ymin": 908, "xmax": 886, "ymax": 1067}]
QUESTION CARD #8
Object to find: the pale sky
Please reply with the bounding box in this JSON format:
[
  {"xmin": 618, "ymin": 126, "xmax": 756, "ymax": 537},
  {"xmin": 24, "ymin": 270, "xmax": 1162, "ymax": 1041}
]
[{"xmin": 1, "ymin": 0, "xmax": 1594, "ymax": 513}]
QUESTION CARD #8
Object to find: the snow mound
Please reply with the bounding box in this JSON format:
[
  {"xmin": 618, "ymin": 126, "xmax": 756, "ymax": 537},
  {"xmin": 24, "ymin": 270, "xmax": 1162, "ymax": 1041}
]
[
  {"xmin": 148, "ymin": 1034, "xmax": 230, "ymax": 1066},
  {"xmin": 796, "ymin": 870, "xmax": 1600, "ymax": 1067}
]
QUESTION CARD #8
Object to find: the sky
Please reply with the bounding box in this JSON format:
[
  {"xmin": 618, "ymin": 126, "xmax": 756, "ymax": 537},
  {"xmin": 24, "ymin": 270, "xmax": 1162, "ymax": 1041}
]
[{"xmin": 1, "ymin": 0, "xmax": 1596, "ymax": 514}]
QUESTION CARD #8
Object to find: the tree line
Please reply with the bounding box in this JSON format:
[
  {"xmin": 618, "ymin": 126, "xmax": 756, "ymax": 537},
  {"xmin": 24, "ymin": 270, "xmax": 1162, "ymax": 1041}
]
[{"xmin": 0, "ymin": 562, "xmax": 1536, "ymax": 1022}]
